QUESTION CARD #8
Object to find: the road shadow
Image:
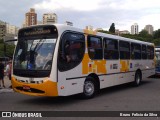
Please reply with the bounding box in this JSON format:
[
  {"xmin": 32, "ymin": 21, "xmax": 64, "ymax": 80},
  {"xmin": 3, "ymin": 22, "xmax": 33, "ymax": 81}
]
[
  {"xmin": 19, "ymin": 95, "xmax": 81, "ymax": 106},
  {"xmin": 97, "ymin": 80, "xmax": 152, "ymax": 97},
  {"xmin": 19, "ymin": 80, "xmax": 152, "ymax": 106},
  {"xmin": 149, "ymin": 74, "xmax": 160, "ymax": 79}
]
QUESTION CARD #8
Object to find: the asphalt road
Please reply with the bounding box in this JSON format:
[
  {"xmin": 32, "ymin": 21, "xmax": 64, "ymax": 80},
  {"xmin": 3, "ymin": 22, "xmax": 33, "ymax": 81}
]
[{"xmin": 0, "ymin": 77, "xmax": 160, "ymax": 120}]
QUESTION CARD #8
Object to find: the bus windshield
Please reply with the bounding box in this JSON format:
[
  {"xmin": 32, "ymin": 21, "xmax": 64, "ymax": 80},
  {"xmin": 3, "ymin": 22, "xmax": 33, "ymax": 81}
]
[
  {"xmin": 13, "ymin": 25, "xmax": 58, "ymax": 77},
  {"xmin": 14, "ymin": 39, "xmax": 56, "ymax": 70}
]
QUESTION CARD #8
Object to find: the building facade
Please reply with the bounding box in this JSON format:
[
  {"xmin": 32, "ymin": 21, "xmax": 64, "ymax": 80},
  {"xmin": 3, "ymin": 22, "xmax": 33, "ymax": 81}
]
[
  {"xmin": 86, "ymin": 25, "xmax": 93, "ymax": 30},
  {"xmin": 131, "ymin": 23, "xmax": 139, "ymax": 34},
  {"xmin": 96, "ymin": 28, "xmax": 103, "ymax": 31},
  {"xmin": 43, "ymin": 13, "xmax": 57, "ymax": 24},
  {"xmin": 5, "ymin": 23, "xmax": 18, "ymax": 42},
  {"xmin": 25, "ymin": 8, "xmax": 37, "ymax": 27},
  {"xmin": 144, "ymin": 25, "xmax": 154, "ymax": 35},
  {"xmin": 0, "ymin": 20, "xmax": 18, "ymax": 43},
  {"xmin": 119, "ymin": 30, "xmax": 130, "ymax": 35},
  {"xmin": 0, "ymin": 20, "xmax": 6, "ymax": 40},
  {"xmin": 115, "ymin": 29, "xmax": 130, "ymax": 35},
  {"xmin": 6, "ymin": 24, "xmax": 19, "ymax": 35}
]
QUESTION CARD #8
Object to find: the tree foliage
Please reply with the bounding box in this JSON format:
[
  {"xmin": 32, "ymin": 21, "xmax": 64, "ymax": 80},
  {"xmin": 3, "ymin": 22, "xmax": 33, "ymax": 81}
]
[
  {"xmin": 0, "ymin": 41, "xmax": 15, "ymax": 58},
  {"xmin": 153, "ymin": 29, "xmax": 160, "ymax": 39},
  {"xmin": 139, "ymin": 30, "xmax": 149, "ymax": 37},
  {"xmin": 5, "ymin": 44, "xmax": 15, "ymax": 58},
  {"xmin": 0, "ymin": 39, "xmax": 3, "ymax": 44},
  {"xmin": 98, "ymin": 26, "xmax": 160, "ymax": 46},
  {"xmin": 97, "ymin": 30, "xmax": 110, "ymax": 34},
  {"xmin": 0, "ymin": 44, "xmax": 4, "ymax": 57},
  {"xmin": 152, "ymin": 38, "xmax": 160, "ymax": 46},
  {"xmin": 109, "ymin": 23, "xmax": 115, "ymax": 34}
]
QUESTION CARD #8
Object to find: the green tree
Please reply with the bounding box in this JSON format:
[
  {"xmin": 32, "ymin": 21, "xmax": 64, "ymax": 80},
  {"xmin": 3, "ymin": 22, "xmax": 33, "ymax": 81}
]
[
  {"xmin": 97, "ymin": 26, "xmax": 160, "ymax": 46},
  {"xmin": 0, "ymin": 42, "xmax": 15, "ymax": 58},
  {"xmin": 0, "ymin": 39, "xmax": 3, "ymax": 43},
  {"xmin": 121, "ymin": 34, "xmax": 140, "ymax": 40},
  {"xmin": 0, "ymin": 44, "xmax": 4, "ymax": 57},
  {"xmin": 5, "ymin": 44, "xmax": 15, "ymax": 58},
  {"xmin": 139, "ymin": 30, "xmax": 149, "ymax": 37},
  {"xmin": 97, "ymin": 30, "xmax": 110, "ymax": 34},
  {"xmin": 109, "ymin": 23, "xmax": 115, "ymax": 34},
  {"xmin": 152, "ymin": 38, "xmax": 160, "ymax": 46},
  {"xmin": 153, "ymin": 29, "xmax": 160, "ymax": 39},
  {"xmin": 138, "ymin": 30, "xmax": 153, "ymax": 42}
]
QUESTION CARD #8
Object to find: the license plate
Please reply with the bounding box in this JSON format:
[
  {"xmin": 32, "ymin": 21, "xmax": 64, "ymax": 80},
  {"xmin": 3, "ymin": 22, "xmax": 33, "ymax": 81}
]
[{"xmin": 23, "ymin": 85, "xmax": 30, "ymax": 90}]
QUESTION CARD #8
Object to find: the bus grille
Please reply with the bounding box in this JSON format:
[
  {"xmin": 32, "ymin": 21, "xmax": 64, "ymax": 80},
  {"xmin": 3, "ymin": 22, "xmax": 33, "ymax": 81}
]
[{"xmin": 15, "ymin": 87, "xmax": 45, "ymax": 94}]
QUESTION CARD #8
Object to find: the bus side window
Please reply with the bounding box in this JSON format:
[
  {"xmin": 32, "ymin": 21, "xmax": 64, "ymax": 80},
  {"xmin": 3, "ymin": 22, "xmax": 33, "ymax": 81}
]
[
  {"xmin": 147, "ymin": 45, "xmax": 154, "ymax": 59},
  {"xmin": 142, "ymin": 45, "xmax": 147, "ymax": 59},
  {"xmin": 131, "ymin": 43, "xmax": 141, "ymax": 60},
  {"xmin": 119, "ymin": 41, "xmax": 130, "ymax": 59},
  {"xmin": 63, "ymin": 40, "xmax": 71, "ymax": 63},
  {"xmin": 104, "ymin": 38, "xmax": 119, "ymax": 60},
  {"xmin": 58, "ymin": 32, "xmax": 85, "ymax": 72},
  {"xmin": 87, "ymin": 36, "xmax": 103, "ymax": 60}
]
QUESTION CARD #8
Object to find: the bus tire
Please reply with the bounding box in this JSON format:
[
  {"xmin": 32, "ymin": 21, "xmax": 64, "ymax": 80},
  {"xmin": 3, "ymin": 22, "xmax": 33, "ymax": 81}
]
[
  {"xmin": 134, "ymin": 71, "xmax": 142, "ymax": 86},
  {"xmin": 82, "ymin": 77, "xmax": 97, "ymax": 99}
]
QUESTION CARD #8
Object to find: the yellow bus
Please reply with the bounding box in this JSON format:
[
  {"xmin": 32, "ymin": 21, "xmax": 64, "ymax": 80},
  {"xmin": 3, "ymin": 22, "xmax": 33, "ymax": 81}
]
[{"xmin": 12, "ymin": 24, "xmax": 155, "ymax": 98}]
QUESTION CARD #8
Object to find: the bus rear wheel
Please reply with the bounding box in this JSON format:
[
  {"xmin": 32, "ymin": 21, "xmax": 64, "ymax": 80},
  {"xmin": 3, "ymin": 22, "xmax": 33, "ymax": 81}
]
[
  {"xmin": 134, "ymin": 71, "xmax": 142, "ymax": 86},
  {"xmin": 82, "ymin": 77, "xmax": 96, "ymax": 99}
]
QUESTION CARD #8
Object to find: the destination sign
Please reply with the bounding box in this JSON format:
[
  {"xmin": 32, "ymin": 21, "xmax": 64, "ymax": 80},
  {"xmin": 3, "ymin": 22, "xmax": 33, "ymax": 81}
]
[
  {"xmin": 24, "ymin": 29, "xmax": 51, "ymax": 36},
  {"xmin": 18, "ymin": 25, "xmax": 58, "ymax": 39}
]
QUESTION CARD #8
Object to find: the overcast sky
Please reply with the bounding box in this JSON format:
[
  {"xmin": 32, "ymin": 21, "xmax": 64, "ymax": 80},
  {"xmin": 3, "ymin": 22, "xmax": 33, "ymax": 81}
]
[{"xmin": 0, "ymin": 0, "xmax": 160, "ymax": 32}]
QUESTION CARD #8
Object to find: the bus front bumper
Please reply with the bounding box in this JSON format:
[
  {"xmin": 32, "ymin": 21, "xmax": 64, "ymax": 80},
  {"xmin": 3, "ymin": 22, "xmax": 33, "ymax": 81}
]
[{"xmin": 11, "ymin": 76, "xmax": 58, "ymax": 97}]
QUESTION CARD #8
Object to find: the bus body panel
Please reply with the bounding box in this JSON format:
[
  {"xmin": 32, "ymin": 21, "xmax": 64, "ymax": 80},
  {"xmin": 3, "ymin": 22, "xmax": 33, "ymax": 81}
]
[{"xmin": 12, "ymin": 76, "xmax": 58, "ymax": 96}]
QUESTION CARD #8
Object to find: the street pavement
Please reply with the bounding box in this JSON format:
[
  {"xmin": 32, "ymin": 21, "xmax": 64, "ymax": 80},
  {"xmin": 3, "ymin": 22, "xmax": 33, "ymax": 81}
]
[
  {"xmin": 0, "ymin": 76, "xmax": 13, "ymax": 93},
  {"xmin": 0, "ymin": 77, "xmax": 159, "ymax": 120}
]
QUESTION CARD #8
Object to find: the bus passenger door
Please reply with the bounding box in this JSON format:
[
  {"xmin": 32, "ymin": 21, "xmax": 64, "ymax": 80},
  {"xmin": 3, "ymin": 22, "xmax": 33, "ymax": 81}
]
[{"xmin": 57, "ymin": 32, "xmax": 85, "ymax": 96}]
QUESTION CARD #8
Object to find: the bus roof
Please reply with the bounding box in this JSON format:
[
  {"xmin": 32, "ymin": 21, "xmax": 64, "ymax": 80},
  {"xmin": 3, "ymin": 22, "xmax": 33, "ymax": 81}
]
[
  {"xmin": 55, "ymin": 24, "xmax": 154, "ymax": 46},
  {"xmin": 19, "ymin": 24, "xmax": 154, "ymax": 46}
]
